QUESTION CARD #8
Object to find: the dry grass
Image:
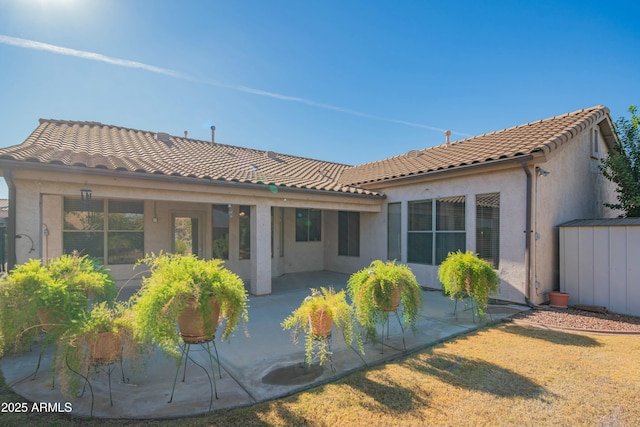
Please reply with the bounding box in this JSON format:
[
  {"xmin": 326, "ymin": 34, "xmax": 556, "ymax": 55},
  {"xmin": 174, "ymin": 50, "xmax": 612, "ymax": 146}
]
[{"xmin": 2, "ymin": 323, "xmax": 639, "ymax": 426}]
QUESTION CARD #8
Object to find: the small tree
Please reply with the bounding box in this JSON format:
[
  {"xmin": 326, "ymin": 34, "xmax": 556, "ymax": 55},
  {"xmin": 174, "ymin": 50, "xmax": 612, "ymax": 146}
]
[{"xmin": 600, "ymin": 105, "xmax": 640, "ymax": 217}]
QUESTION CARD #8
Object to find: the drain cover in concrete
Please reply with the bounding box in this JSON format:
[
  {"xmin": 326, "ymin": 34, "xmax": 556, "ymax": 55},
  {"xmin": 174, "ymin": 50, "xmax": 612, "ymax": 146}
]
[{"xmin": 261, "ymin": 363, "xmax": 324, "ymax": 386}]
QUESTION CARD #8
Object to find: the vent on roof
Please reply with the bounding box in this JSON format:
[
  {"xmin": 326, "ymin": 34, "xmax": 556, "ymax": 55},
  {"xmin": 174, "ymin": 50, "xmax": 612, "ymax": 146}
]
[
  {"xmin": 406, "ymin": 149, "xmax": 422, "ymax": 158},
  {"xmin": 156, "ymin": 132, "xmax": 171, "ymax": 143},
  {"xmin": 265, "ymin": 150, "xmax": 277, "ymax": 159}
]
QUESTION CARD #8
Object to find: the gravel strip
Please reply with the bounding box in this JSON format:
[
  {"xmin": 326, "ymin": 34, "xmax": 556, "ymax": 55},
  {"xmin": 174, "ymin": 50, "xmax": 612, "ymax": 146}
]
[{"xmin": 511, "ymin": 307, "xmax": 640, "ymax": 333}]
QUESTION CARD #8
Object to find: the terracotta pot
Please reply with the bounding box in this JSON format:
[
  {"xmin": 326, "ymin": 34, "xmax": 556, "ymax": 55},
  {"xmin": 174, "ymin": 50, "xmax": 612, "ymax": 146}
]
[
  {"xmin": 89, "ymin": 331, "xmax": 123, "ymax": 364},
  {"xmin": 178, "ymin": 296, "xmax": 220, "ymax": 344},
  {"xmin": 548, "ymin": 291, "xmax": 570, "ymax": 309},
  {"xmin": 37, "ymin": 309, "xmax": 62, "ymax": 333},
  {"xmin": 374, "ymin": 286, "xmax": 401, "ymax": 312},
  {"xmin": 308, "ymin": 308, "xmax": 333, "ymax": 338}
]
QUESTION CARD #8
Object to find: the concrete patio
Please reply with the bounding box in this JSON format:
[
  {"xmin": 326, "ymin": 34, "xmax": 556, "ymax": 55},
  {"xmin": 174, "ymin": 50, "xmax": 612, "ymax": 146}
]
[{"xmin": 1, "ymin": 271, "xmax": 527, "ymax": 419}]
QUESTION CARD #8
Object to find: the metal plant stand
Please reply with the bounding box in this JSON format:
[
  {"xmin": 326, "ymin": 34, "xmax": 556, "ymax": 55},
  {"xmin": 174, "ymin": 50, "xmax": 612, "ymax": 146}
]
[
  {"xmin": 379, "ymin": 310, "xmax": 406, "ymax": 354},
  {"xmin": 311, "ymin": 333, "xmax": 335, "ymax": 372},
  {"xmin": 66, "ymin": 350, "xmax": 128, "ymax": 417},
  {"xmin": 168, "ymin": 336, "xmax": 221, "ymax": 412}
]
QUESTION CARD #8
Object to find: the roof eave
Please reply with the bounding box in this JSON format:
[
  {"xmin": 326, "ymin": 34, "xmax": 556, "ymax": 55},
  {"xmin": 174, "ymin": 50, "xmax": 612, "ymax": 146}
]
[
  {"xmin": 0, "ymin": 160, "xmax": 385, "ymax": 200},
  {"xmin": 355, "ymin": 153, "xmax": 539, "ymax": 189}
]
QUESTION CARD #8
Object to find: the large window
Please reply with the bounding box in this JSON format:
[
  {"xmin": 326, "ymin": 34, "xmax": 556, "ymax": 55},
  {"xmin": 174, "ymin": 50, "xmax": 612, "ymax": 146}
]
[
  {"xmin": 338, "ymin": 211, "xmax": 360, "ymax": 256},
  {"xmin": 476, "ymin": 193, "xmax": 500, "ymax": 268},
  {"xmin": 212, "ymin": 204, "xmax": 229, "ymax": 259},
  {"xmin": 63, "ymin": 198, "xmax": 143, "ymax": 264},
  {"xmin": 295, "ymin": 208, "xmax": 321, "ymax": 242},
  {"xmin": 387, "ymin": 203, "xmax": 401, "ymax": 261},
  {"xmin": 239, "ymin": 205, "xmax": 251, "ymax": 260},
  {"xmin": 407, "ymin": 196, "xmax": 466, "ymax": 265}
]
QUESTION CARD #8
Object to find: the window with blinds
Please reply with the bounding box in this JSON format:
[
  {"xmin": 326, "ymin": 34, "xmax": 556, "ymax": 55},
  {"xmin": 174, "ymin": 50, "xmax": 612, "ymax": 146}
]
[{"xmin": 476, "ymin": 193, "xmax": 500, "ymax": 268}]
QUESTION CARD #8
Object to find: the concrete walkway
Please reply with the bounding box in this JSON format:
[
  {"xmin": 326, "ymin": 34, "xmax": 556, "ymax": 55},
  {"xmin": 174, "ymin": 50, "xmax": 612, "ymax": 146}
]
[{"xmin": 1, "ymin": 271, "xmax": 527, "ymax": 419}]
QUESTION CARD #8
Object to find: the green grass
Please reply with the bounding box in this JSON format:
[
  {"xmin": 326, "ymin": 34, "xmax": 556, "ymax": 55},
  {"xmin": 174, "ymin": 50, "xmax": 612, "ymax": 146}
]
[{"xmin": 2, "ymin": 323, "xmax": 639, "ymax": 426}]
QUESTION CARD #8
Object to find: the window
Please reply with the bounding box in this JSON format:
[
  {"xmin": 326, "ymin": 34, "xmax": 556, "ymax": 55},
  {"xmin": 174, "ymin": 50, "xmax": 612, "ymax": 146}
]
[
  {"xmin": 476, "ymin": 193, "xmax": 500, "ymax": 268},
  {"xmin": 63, "ymin": 198, "xmax": 143, "ymax": 264},
  {"xmin": 591, "ymin": 128, "xmax": 600, "ymax": 159},
  {"xmin": 295, "ymin": 208, "xmax": 321, "ymax": 241},
  {"xmin": 387, "ymin": 203, "xmax": 401, "ymax": 261},
  {"xmin": 239, "ymin": 205, "xmax": 250, "ymax": 260},
  {"xmin": 407, "ymin": 196, "xmax": 466, "ymax": 265},
  {"xmin": 435, "ymin": 196, "xmax": 466, "ymax": 264},
  {"xmin": 407, "ymin": 200, "xmax": 432, "ymax": 264},
  {"xmin": 338, "ymin": 211, "xmax": 360, "ymax": 256},
  {"xmin": 212, "ymin": 204, "xmax": 229, "ymax": 259}
]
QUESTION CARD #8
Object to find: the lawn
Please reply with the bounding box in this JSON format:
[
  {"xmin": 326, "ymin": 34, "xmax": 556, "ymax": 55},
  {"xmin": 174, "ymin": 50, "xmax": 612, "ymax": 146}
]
[{"xmin": 2, "ymin": 323, "xmax": 639, "ymax": 426}]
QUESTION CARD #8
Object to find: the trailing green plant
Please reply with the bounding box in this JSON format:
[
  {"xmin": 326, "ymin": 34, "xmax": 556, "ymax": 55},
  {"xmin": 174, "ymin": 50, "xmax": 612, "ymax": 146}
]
[
  {"xmin": 438, "ymin": 250, "xmax": 500, "ymax": 320},
  {"xmin": 54, "ymin": 301, "xmax": 139, "ymax": 397},
  {"xmin": 131, "ymin": 253, "xmax": 249, "ymax": 361},
  {"xmin": 0, "ymin": 254, "xmax": 117, "ymax": 354},
  {"xmin": 347, "ymin": 260, "xmax": 422, "ymax": 343},
  {"xmin": 282, "ymin": 287, "xmax": 363, "ymax": 367}
]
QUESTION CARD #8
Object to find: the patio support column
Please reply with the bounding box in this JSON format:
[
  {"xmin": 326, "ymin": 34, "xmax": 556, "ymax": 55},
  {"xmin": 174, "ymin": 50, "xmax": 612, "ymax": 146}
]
[{"xmin": 250, "ymin": 203, "xmax": 271, "ymax": 295}]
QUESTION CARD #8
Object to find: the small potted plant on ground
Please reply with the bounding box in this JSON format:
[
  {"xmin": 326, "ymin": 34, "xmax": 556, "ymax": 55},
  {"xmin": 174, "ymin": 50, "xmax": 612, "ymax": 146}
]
[
  {"xmin": 347, "ymin": 260, "xmax": 422, "ymax": 343},
  {"xmin": 438, "ymin": 250, "xmax": 500, "ymax": 321},
  {"xmin": 282, "ymin": 287, "xmax": 363, "ymax": 367},
  {"xmin": 131, "ymin": 253, "xmax": 249, "ymax": 361}
]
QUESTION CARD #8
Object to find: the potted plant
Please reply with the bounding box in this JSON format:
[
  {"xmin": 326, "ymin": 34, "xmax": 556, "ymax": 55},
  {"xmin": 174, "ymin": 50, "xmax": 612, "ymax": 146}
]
[
  {"xmin": 131, "ymin": 253, "xmax": 249, "ymax": 361},
  {"xmin": 282, "ymin": 287, "xmax": 363, "ymax": 367},
  {"xmin": 54, "ymin": 301, "xmax": 137, "ymax": 399},
  {"xmin": 347, "ymin": 260, "xmax": 422, "ymax": 343},
  {"xmin": 0, "ymin": 254, "xmax": 117, "ymax": 354},
  {"xmin": 548, "ymin": 291, "xmax": 570, "ymax": 309},
  {"xmin": 438, "ymin": 250, "xmax": 500, "ymax": 321}
]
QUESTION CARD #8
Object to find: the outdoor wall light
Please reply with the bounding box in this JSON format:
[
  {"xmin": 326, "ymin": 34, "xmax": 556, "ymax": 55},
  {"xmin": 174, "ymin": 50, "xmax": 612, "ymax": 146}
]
[
  {"xmin": 16, "ymin": 234, "xmax": 35, "ymax": 253},
  {"xmin": 80, "ymin": 188, "xmax": 92, "ymax": 201},
  {"xmin": 535, "ymin": 167, "xmax": 550, "ymax": 177}
]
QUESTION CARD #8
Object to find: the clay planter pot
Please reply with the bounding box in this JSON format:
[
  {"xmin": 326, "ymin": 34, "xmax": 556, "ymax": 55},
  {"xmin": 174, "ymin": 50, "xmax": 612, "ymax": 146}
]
[
  {"xmin": 37, "ymin": 309, "xmax": 63, "ymax": 333},
  {"xmin": 178, "ymin": 296, "xmax": 221, "ymax": 344},
  {"xmin": 89, "ymin": 331, "xmax": 123, "ymax": 365},
  {"xmin": 374, "ymin": 286, "xmax": 401, "ymax": 312},
  {"xmin": 548, "ymin": 291, "xmax": 570, "ymax": 309},
  {"xmin": 308, "ymin": 308, "xmax": 333, "ymax": 338}
]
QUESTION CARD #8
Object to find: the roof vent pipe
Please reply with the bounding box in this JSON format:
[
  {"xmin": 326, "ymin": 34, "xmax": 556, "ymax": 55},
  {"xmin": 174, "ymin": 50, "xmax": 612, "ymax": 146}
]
[
  {"xmin": 184, "ymin": 130, "xmax": 188, "ymax": 138},
  {"xmin": 445, "ymin": 130, "xmax": 451, "ymax": 146},
  {"xmin": 210, "ymin": 125, "xmax": 216, "ymax": 144}
]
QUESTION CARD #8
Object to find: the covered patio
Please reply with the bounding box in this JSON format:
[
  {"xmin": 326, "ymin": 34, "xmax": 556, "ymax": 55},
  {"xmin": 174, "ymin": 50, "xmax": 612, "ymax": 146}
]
[{"xmin": 1, "ymin": 271, "xmax": 526, "ymax": 419}]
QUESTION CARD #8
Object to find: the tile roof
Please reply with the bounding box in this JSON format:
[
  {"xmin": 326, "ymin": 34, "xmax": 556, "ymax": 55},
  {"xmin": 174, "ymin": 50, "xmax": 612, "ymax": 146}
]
[
  {"xmin": 339, "ymin": 106, "xmax": 611, "ymax": 186},
  {"xmin": 0, "ymin": 106, "xmax": 613, "ymax": 196},
  {"xmin": 0, "ymin": 119, "xmax": 379, "ymax": 196}
]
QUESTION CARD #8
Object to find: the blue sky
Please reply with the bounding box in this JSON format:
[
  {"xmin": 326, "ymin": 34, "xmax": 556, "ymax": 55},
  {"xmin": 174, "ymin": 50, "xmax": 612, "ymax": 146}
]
[{"xmin": 1, "ymin": 0, "xmax": 639, "ymax": 199}]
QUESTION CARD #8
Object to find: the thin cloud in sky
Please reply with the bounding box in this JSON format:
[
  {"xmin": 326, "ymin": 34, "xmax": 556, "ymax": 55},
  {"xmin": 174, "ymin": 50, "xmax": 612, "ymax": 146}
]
[{"xmin": 0, "ymin": 34, "xmax": 469, "ymax": 136}]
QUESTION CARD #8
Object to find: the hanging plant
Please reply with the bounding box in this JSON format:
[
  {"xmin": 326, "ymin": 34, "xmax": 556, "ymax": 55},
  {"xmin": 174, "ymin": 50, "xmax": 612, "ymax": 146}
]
[
  {"xmin": 438, "ymin": 250, "xmax": 500, "ymax": 320},
  {"xmin": 131, "ymin": 253, "xmax": 249, "ymax": 361},
  {"xmin": 282, "ymin": 287, "xmax": 362, "ymax": 367},
  {"xmin": 347, "ymin": 260, "xmax": 422, "ymax": 343}
]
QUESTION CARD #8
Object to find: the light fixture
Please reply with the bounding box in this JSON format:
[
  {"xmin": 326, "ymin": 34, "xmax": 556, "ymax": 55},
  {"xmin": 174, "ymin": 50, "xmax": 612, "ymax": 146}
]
[
  {"xmin": 16, "ymin": 234, "xmax": 35, "ymax": 253},
  {"xmin": 535, "ymin": 166, "xmax": 550, "ymax": 177},
  {"xmin": 80, "ymin": 188, "xmax": 92, "ymax": 201}
]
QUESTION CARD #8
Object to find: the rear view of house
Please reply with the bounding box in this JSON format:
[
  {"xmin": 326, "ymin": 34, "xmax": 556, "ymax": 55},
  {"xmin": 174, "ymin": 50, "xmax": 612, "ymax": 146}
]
[{"xmin": 0, "ymin": 105, "xmax": 619, "ymax": 304}]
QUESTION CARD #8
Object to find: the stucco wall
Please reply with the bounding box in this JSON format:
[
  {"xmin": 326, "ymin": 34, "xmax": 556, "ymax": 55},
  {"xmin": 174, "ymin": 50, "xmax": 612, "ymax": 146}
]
[
  {"xmin": 379, "ymin": 167, "xmax": 529, "ymax": 303},
  {"xmin": 323, "ymin": 210, "xmax": 382, "ymax": 274},
  {"xmin": 532, "ymin": 123, "xmax": 619, "ymax": 303}
]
